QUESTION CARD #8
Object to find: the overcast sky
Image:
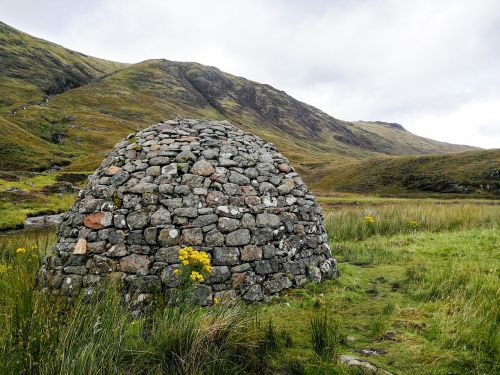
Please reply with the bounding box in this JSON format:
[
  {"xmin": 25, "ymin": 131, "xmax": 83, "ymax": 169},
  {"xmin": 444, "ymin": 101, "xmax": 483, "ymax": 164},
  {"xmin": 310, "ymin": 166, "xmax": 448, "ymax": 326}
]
[{"xmin": 2, "ymin": 0, "xmax": 499, "ymax": 148}]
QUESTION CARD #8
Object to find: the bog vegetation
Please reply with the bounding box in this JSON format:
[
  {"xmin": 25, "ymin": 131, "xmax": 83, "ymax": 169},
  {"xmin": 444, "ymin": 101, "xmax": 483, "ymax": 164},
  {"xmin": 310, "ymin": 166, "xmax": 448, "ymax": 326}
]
[{"xmin": 0, "ymin": 199, "xmax": 499, "ymax": 374}]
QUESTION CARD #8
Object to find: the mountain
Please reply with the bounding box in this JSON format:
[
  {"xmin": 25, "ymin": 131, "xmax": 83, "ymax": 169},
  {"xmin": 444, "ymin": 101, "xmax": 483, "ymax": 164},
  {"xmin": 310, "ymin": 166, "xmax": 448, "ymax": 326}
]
[
  {"xmin": 311, "ymin": 149, "xmax": 500, "ymax": 195},
  {"xmin": 0, "ymin": 21, "xmax": 126, "ymax": 96},
  {"xmin": 1, "ymin": 21, "xmax": 494, "ymax": 196}
]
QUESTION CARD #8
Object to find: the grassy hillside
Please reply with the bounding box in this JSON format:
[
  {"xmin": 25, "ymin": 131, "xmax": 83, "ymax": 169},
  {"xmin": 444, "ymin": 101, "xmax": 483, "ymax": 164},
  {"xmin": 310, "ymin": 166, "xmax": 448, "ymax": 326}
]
[
  {"xmin": 0, "ymin": 21, "xmax": 493, "ymax": 198},
  {"xmin": 0, "ymin": 21, "xmax": 126, "ymax": 96},
  {"xmin": 312, "ymin": 149, "xmax": 500, "ymax": 196},
  {"xmin": 1, "ymin": 58, "xmax": 476, "ymax": 171}
]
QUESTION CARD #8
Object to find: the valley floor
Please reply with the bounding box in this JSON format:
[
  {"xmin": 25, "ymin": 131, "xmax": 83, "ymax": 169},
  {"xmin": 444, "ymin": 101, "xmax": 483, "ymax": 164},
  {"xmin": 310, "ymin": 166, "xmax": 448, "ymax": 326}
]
[{"xmin": 0, "ymin": 199, "xmax": 498, "ymax": 374}]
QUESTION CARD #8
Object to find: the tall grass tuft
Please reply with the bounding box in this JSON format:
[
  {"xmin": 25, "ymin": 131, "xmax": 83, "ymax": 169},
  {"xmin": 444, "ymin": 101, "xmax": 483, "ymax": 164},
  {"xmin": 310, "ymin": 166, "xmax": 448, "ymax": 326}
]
[
  {"xmin": 310, "ymin": 313, "xmax": 343, "ymax": 357},
  {"xmin": 123, "ymin": 301, "xmax": 265, "ymax": 374}
]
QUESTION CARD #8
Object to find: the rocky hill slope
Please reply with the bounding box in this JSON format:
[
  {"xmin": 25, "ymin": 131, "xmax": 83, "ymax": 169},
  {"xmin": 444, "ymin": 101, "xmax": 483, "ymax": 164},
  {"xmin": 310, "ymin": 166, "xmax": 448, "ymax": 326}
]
[{"xmin": 1, "ymin": 21, "xmax": 494, "ymax": 196}]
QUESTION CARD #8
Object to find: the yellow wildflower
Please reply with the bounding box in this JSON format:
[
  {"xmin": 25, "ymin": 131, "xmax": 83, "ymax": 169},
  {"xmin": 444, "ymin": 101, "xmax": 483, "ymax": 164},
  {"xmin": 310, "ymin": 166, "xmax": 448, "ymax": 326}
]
[
  {"xmin": 203, "ymin": 264, "xmax": 212, "ymax": 273},
  {"xmin": 177, "ymin": 247, "xmax": 212, "ymax": 272},
  {"xmin": 362, "ymin": 215, "xmax": 375, "ymax": 224},
  {"xmin": 16, "ymin": 247, "xmax": 26, "ymax": 254},
  {"xmin": 173, "ymin": 269, "xmax": 183, "ymax": 275},
  {"xmin": 213, "ymin": 297, "xmax": 220, "ymax": 305},
  {"xmin": 409, "ymin": 220, "xmax": 419, "ymax": 229},
  {"xmin": 190, "ymin": 271, "xmax": 204, "ymax": 282}
]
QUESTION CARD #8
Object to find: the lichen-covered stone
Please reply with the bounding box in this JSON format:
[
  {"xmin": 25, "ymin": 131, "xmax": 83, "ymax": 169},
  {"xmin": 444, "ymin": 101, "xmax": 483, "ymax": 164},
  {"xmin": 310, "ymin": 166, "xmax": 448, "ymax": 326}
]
[{"xmin": 39, "ymin": 119, "xmax": 337, "ymax": 304}]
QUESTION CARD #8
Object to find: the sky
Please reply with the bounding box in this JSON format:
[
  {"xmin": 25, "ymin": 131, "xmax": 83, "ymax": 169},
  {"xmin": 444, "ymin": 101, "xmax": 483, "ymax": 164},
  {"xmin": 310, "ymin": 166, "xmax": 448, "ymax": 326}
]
[{"xmin": 2, "ymin": 0, "xmax": 499, "ymax": 148}]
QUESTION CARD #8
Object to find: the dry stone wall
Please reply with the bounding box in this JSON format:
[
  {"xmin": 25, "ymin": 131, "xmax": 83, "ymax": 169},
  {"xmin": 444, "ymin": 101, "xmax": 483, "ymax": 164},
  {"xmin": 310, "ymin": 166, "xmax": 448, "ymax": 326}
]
[{"xmin": 39, "ymin": 119, "xmax": 338, "ymax": 305}]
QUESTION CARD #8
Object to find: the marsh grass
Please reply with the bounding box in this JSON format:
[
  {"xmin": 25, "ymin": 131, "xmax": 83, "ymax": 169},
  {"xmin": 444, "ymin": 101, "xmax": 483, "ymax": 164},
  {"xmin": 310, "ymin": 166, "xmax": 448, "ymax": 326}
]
[
  {"xmin": 325, "ymin": 203, "xmax": 499, "ymax": 241},
  {"xmin": 0, "ymin": 231, "xmax": 272, "ymax": 375},
  {"xmin": 0, "ymin": 202, "xmax": 499, "ymax": 374},
  {"xmin": 406, "ymin": 260, "xmax": 499, "ymax": 369}
]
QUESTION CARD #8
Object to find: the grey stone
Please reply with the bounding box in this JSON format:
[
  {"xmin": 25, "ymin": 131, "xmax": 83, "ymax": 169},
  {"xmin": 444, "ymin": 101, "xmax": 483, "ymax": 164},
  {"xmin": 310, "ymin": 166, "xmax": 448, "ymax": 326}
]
[
  {"xmin": 63, "ymin": 266, "xmax": 87, "ymax": 275},
  {"xmin": 206, "ymin": 191, "xmax": 228, "ymax": 206},
  {"xmin": 208, "ymin": 266, "xmax": 231, "ymax": 283},
  {"xmin": 231, "ymin": 263, "xmax": 252, "ymax": 272},
  {"xmin": 244, "ymin": 167, "xmax": 259, "ymax": 179},
  {"xmin": 223, "ymin": 183, "xmax": 241, "ymax": 196},
  {"xmin": 120, "ymin": 254, "xmax": 151, "ymax": 273},
  {"xmin": 253, "ymin": 228, "xmax": 274, "ymax": 245},
  {"xmin": 215, "ymin": 205, "xmax": 243, "ymax": 218},
  {"xmin": 243, "ymin": 284, "xmax": 264, "ymax": 301},
  {"xmin": 218, "ymin": 217, "xmax": 241, "ymax": 233},
  {"xmin": 174, "ymin": 207, "xmax": 198, "ymax": 218},
  {"xmin": 129, "ymin": 182, "xmax": 158, "ymax": 194},
  {"xmin": 254, "ymin": 260, "xmax": 273, "ymax": 275},
  {"xmin": 161, "ymin": 265, "xmax": 182, "ymax": 287},
  {"xmin": 161, "ymin": 163, "xmax": 178, "ymax": 176},
  {"xmin": 307, "ymin": 266, "xmax": 322, "ymax": 283},
  {"xmin": 182, "ymin": 174, "xmax": 205, "ymax": 188},
  {"xmin": 151, "ymin": 208, "xmax": 172, "ymax": 226},
  {"xmin": 213, "ymin": 247, "xmax": 240, "ymax": 265},
  {"xmin": 149, "ymin": 156, "xmax": 170, "ymax": 166},
  {"xmin": 263, "ymin": 274, "xmax": 292, "ymax": 294},
  {"xmin": 146, "ymin": 166, "xmax": 161, "ymax": 177},
  {"xmin": 127, "ymin": 211, "xmax": 149, "ymax": 229},
  {"xmin": 158, "ymin": 227, "xmax": 180, "ymax": 246},
  {"xmin": 241, "ymin": 213, "xmax": 256, "ymax": 228},
  {"xmin": 83, "ymin": 275, "xmax": 102, "ymax": 287},
  {"xmin": 176, "ymin": 150, "xmax": 197, "ymax": 163},
  {"xmin": 61, "ymin": 275, "xmax": 83, "ymax": 295},
  {"xmin": 192, "ymin": 214, "xmax": 218, "ymax": 227},
  {"xmin": 181, "ymin": 228, "xmax": 203, "ymax": 245},
  {"xmin": 128, "ymin": 275, "xmax": 161, "ymax": 293},
  {"xmin": 241, "ymin": 245, "xmax": 262, "ymax": 261},
  {"xmin": 205, "ymin": 229, "xmax": 225, "ymax": 246},
  {"xmin": 106, "ymin": 243, "xmax": 128, "ymax": 258},
  {"xmin": 174, "ymin": 185, "xmax": 191, "ymax": 195},
  {"xmin": 87, "ymin": 241, "xmax": 106, "ymax": 254},
  {"xmin": 201, "ymin": 148, "xmax": 218, "ymax": 159},
  {"xmin": 226, "ymin": 229, "xmax": 251, "ymax": 246},
  {"xmin": 144, "ymin": 227, "xmax": 158, "ymax": 245},
  {"xmin": 256, "ymin": 213, "xmax": 281, "ymax": 228},
  {"xmin": 219, "ymin": 158, "xmax": 238, "ymax": 167},
  {"xmin": 229, "ymin": 171, "xmax": 250, "ymax": 185},
  {"xmin": 111, "ymin": 170, "xmax": 130, "ymax": 186},
  {"xmin": 191, "ymin": 160, "xmax": 215, "ymax": 176},
  {"xmin": 191, "ymin": 284, "xmax": 213, "ymax": 306}
]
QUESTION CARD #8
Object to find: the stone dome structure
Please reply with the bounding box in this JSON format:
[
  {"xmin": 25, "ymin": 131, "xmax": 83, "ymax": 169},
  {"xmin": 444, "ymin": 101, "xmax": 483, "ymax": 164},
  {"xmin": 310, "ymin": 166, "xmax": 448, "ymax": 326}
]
[{"xmin": 39, "ymin": 119, "xmax": 337, "ymax": 305}]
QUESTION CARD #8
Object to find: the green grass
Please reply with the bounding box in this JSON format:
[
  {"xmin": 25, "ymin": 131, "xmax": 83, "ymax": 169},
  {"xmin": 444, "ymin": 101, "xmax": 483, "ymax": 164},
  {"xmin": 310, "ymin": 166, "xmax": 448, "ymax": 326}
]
[
  {"xmin": 260, "ymin": 228, "xmax": 499, "ymax": 374},
  {"xmin": 324, "ymin": 202, "xmax": 499, "ymax": 241},
  {"xmin": 0, "ymin": 173, "xmax": 58, "ymax": 191},
  {"xmin": 0, "ymin": 192, "xmax": 75, "ymax": 230},
  {"xmin": 1, "ymin": 201, "xmax": 498, "ymax": 374}
]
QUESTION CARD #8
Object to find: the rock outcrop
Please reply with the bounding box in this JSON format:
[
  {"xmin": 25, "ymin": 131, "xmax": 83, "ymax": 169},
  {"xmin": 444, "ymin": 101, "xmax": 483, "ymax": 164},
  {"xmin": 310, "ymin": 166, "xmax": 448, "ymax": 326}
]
[{"xmin": 39, "ymin": 119, "xmax": 337, "ymax": 305}]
